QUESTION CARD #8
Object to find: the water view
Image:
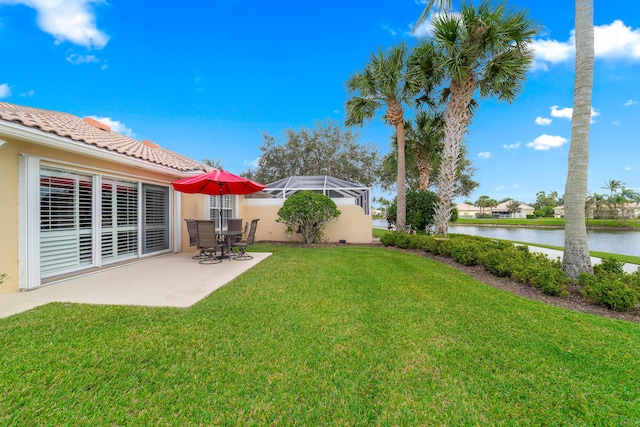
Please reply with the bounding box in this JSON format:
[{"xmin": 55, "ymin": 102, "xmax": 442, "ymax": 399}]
[{"xmin": 372, "ymin": 219, "xmax": 640, "ymax": 257}]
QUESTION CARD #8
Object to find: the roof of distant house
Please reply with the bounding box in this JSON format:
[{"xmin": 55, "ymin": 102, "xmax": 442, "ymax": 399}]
[{"xmin": 0, "ymin": 102, "xmax": 211, "ymax": 173}]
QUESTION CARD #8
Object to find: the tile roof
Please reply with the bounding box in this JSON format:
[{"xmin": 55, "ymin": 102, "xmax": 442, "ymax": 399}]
[{"xmin": 0, "ymin": 102, "xmax": 213, "ymax": 173}]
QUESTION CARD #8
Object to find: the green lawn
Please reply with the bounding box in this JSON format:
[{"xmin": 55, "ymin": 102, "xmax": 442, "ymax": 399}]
[{"xmin": 2, "ymin": 244, "xmax": 640, "ymax": 425}]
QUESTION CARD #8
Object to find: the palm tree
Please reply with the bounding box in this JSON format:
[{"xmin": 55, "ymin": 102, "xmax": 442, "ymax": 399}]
[
  {"xmin": 423, "ymin": 1, "xmax": 539, "ymax": 234},
  {"xmin": 345, "ymin": 43, "xmax": 419, "ymax": 232},
  {"xmin": 602, "ymin": 180, "xmax": 625, "ymax": 198},
  {"xmin": 202, "ymin": 158, "xmax": 223, "ymax": 170},
  {"xmin": 562, "ymin": 0, "xmax": 594, "ymax": 280},
  {"xmin": 408, "ymin": 111, "xmax": 445, "ymax": 191}
]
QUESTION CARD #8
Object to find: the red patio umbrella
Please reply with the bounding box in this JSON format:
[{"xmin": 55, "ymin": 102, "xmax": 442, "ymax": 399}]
[{"xmin": 172, "ymin": 169, "xmax": 266, "ymax": 232}]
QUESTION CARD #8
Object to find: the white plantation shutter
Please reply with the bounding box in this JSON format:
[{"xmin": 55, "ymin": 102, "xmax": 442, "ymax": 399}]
[
  {"xmin": 142, "ymin": 184, "xmax": 169, "ymax": 254},
  {"xmin": 101, "ymin": 179, "xmax": 138, "ymax": 262},
  {"xmin": 39, "ymin": 169, "xmax": 94, "ymax": 278}
]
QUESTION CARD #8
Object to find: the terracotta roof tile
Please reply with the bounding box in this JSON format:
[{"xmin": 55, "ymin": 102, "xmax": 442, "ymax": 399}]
[{"xmin": 0, "ymin": 102, "xmax": 213, "ymax": 173}]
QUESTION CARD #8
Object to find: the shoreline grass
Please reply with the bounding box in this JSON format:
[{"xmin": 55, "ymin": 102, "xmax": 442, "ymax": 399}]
[
  {"xmin": 2, "ymin": 244, "xmax": 640, "ymax": 424},
  {"xmin": 455, "ymin": 217, "xmax": 640, "ymax": 228}
]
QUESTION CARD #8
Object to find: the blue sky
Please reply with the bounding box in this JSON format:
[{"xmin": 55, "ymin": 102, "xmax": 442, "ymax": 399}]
[{"xmin": 1, "ymin": 0, "xmax": 639, "ymax": 205}]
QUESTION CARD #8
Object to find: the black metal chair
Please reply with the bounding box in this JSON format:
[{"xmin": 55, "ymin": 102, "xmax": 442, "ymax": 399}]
[
  {"xmin": 232, "ymin": 219, "xmax": 259, "ymax": 260},
  {"xmin": 196, "ymin": 220, "xmax": 223, "ymax": 264}
]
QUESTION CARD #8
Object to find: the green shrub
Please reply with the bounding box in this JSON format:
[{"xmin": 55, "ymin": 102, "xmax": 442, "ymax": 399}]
[
  {"xmin": 581, "ymin": 277, "xmax": 640, "ymax": 311},
  {"xmin": 512, "ymin": 262, "xmax": 569, "ymax": 296},
  {"xmin": 277, "ymin": 191, "xmax": 340, "ymax": 244},
  {"xmin": 450, "ymin": 239, "xmax": 483, "ymax": 266},
  {"xmin": 395, "ymin": 233, "xmax": 411, "ymax": 249},
  {"xmin": 594, "ymin": 257, "xmax": 626, "ymax": 276},
  {"xmin": 409, "ymin": 234, "xmax": 434, "ymax": 251},
  {"xmin": 380, "ymin": 232, "xmax": 397, "ymax": 246}
]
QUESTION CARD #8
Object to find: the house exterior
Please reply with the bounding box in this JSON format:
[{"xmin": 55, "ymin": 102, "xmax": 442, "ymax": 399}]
[
  {"xmin": 455, "ymin": 201, "xmax": 534, "ymax": 218},
  {"xmin": 492, "ymin": 201, "xmax": 535, "ymax": 218},
  {"xmin": 0, "ymin": 102, "xmax": 374, "ymax": 296},
  {"xmin": 0, "ymin": 102, "xmax": 221, "ymax": 295}
]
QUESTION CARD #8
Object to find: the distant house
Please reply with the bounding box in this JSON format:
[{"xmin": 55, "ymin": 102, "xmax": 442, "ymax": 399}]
[
  {"xmin": 492, "ymin": 201, "xmax": 535, "ymax": 218},
  {"xmin": 0, "ymin": 102, "xmax": 224, "ymax": 294},
  {"xmin": 455, "ymin": 201, "xmax": 534, "ymax": 218},
  {"xmin": 455, "ymin": 202, "xmax": 482, "ymax": 218}
]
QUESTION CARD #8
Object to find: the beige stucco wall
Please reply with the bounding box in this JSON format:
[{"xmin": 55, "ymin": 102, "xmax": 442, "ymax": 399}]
[
  {"xmin": 240, "ymin": 198, "xmax": 372, "ymax": 244},
  {"xmin": 0, "ymin": 139, "xmax": 19, "ymax": 295},
  {"xmin": 0, "ymin": 135, "xmax": 202, "ymax": 295}
]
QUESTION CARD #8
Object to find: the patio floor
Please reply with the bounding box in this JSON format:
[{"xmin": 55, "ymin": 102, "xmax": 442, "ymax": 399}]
[{"xmin": 0, "ymin": 251, "xmax": 272, "ymax": 319}]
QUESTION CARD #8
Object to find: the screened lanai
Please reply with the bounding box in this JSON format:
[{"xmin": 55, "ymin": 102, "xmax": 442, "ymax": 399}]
[{"xmin": 259, "ymin": 175, "xmax": 371, "ymax": 215}]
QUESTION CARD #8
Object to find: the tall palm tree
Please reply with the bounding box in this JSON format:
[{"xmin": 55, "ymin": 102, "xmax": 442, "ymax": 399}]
[
  {"xmin": 562, "ymin": 0, "xmax": 594, "ymax": 280},
  {"xmin": 425, "ymin": 1, "xmax": 539, "ymax": 234},
  {"xmin": 345, "ymin": 43, "xmax": 419, "ymax": 232}
]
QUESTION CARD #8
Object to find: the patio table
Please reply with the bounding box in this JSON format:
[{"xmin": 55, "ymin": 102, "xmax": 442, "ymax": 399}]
[{"xmin": 218, "ymin": 230, "xmax": 244, "ymax": 260}]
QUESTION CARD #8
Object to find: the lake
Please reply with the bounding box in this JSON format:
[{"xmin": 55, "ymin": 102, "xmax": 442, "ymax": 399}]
[{"xmin": 371, "ymin": 219, "xmax": 640, "ymax": 257}]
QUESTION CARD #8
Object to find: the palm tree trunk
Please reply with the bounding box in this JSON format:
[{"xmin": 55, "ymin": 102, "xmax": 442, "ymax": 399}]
[
  {"xmin": 395, "ymin": 121, "xmax": 407, "ymax": 232},
  {"xmin": 563, "ymin": 0, "xmax": 593, "ymax": 280},
  {"xmin": 434, "ymin": 76, "xmax": 476, "ymax": 235},
  {"xmin": 417, "ymin": 156, "xmax": 431, "ymax": 191}
]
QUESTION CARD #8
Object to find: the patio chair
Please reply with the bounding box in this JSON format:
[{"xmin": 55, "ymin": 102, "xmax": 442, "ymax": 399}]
[
  {"xmin": 232, "ymin": 219, "xmax": 259, "ymax": 260},
  {"xmin": 196, "ymin": 220, "xmax": 223, "ymax": 264},
  {"xmin": 185, "ymin": 219, "xmax": 206, "ymax": 259},
  {"xmin": 227, "ymin": 218, "xmax": 243, "ymax": 243}
]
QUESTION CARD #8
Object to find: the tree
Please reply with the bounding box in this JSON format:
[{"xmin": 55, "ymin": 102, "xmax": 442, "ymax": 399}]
[
  {"xmin": 602, "ymin": 180, "xmax": 625, "ymax": 198},
  {"xmin": 422, "ymin": 1, "xmax": 539, "ymax": 235},
  {"xmin": 386, "ymin": 190, "xmax": 457, "ymax": 233},
  {"xmin": 506, "ymin": 199, "xmax": 521, "ymax": 218},
  {"xmin": 202, "ymin": 158, "xmax": 223, "ymax": 169},
  {"xmin": 534, "ymin": 190, "xmax": 559, "ymax": 209},
  {"xmin": 475, "ymin": 195, "xmax": 498, "ymax": 215},
  {"xmin": 379, "ymin": 127, "xmax": 478, "ymax": 197},
  {"xmin": 563, "ymin": 0, "xmax": 594, "ymax": 280},
  {"xmin": 345, "ymin": 43, "xmax": 420, "ymax": 233},
  {"xmin": 277, "ymin": 191, "xmax": 341, "ymax": 244},
  {"xmin": 244, "ymin": 121, "xmax": 381, "ymax": 187}
]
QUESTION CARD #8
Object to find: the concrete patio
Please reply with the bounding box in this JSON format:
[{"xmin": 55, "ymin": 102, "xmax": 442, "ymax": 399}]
[{"xmin": 0, "ymin": 251, "xmax": 271, "ymax": 319}]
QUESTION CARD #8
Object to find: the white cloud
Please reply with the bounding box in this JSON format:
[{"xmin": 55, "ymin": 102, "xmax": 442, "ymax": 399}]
[
  {"xmin": 0, "ymin": 0, "xmax": 109, "ymax": 48},
  {"xmin": 0, "ymin": 83, "xmax": 11, "ymax": 98},
  {"xmin": 612, "ymin": 120, "xmax": 621, "ymax": 126},
  {"xmin": 20, "ymin": 89, "xmax": 35, "ymax": 97},
  {"xmin": 595, "ymin": 20, "xmax": 640, "ymax": 60},
  {"xmin": 625, "ymin": 166, "xmax": 631, "ymax": 171},
  {"xmin": 380, "ymin": 24, "xmax": 398, "ymax": 36},
  {"xmin": 535, "ymin": 116, "xmax": 552, "ymax": 125},
  {"xmin": 503, "ymin": 142, "xmax": 520, "ymax": 150},
  {"xmin": 625, "ymin": 99, "xmax": 638, "ymax": 107},
  {"xmin": 550, "ymin": 105, "xmax": 573, "ymax": 119},
  {"xmin": 66, "ymin": 53, "xmax": 99, "ymax": 65},
  {"xmin": 526, "ymin": 134, "xmax": 568, "ymax": 151},
  {"xmin": 86, "ymin": 116, "xmax": 134, "ymax": 137},
  {"xmin": 532, "ymin": 20, "xmax": 640, "ymax": 69},
  {"xmin": 477, "ymin": 151, "xmax": 491, "ymax": 159},
  {"xmin": 531, "ymin": 38, "xmax": 574, "ymax": 70},
  {"xmin": 244, "ymin": 157, "xmax": 260, "ymax": 169},
  {"xmin": 550, "ymin": 105, "xmax": 600, "ymax": 122}
]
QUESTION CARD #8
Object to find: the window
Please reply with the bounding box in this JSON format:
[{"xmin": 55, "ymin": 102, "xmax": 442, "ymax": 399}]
[{"xmin": 209, "ymin": 194, "xmax": 232, "ymax": 231}]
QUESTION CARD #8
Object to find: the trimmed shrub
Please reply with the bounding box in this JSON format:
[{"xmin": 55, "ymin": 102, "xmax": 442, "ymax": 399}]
[
  {"xmin": 394, "ymin": 233, "xmax": 412, "ymax": 249},
  {"xmin": 380, "ymin": 232, "xmax": 397, "ymax": 247},
  {"xmin": 594, "ymin": 257, "xmax": 626, "ymax": 276},
  {"xmin": 581, "ymin": 277, "xmax": 640, "ymax": 311},
  {"xmin": 277, "ymin": 191, "xmax": 340, "ymax": 244}
]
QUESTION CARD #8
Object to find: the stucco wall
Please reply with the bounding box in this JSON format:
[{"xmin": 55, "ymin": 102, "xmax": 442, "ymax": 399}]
[
  {"xmin": 240, "ymin": 198, "xmax": 372, "ymax": 244},
  {"xmin": 0, "ymin": 140, "xmax": 19, "ymax": 295}
]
